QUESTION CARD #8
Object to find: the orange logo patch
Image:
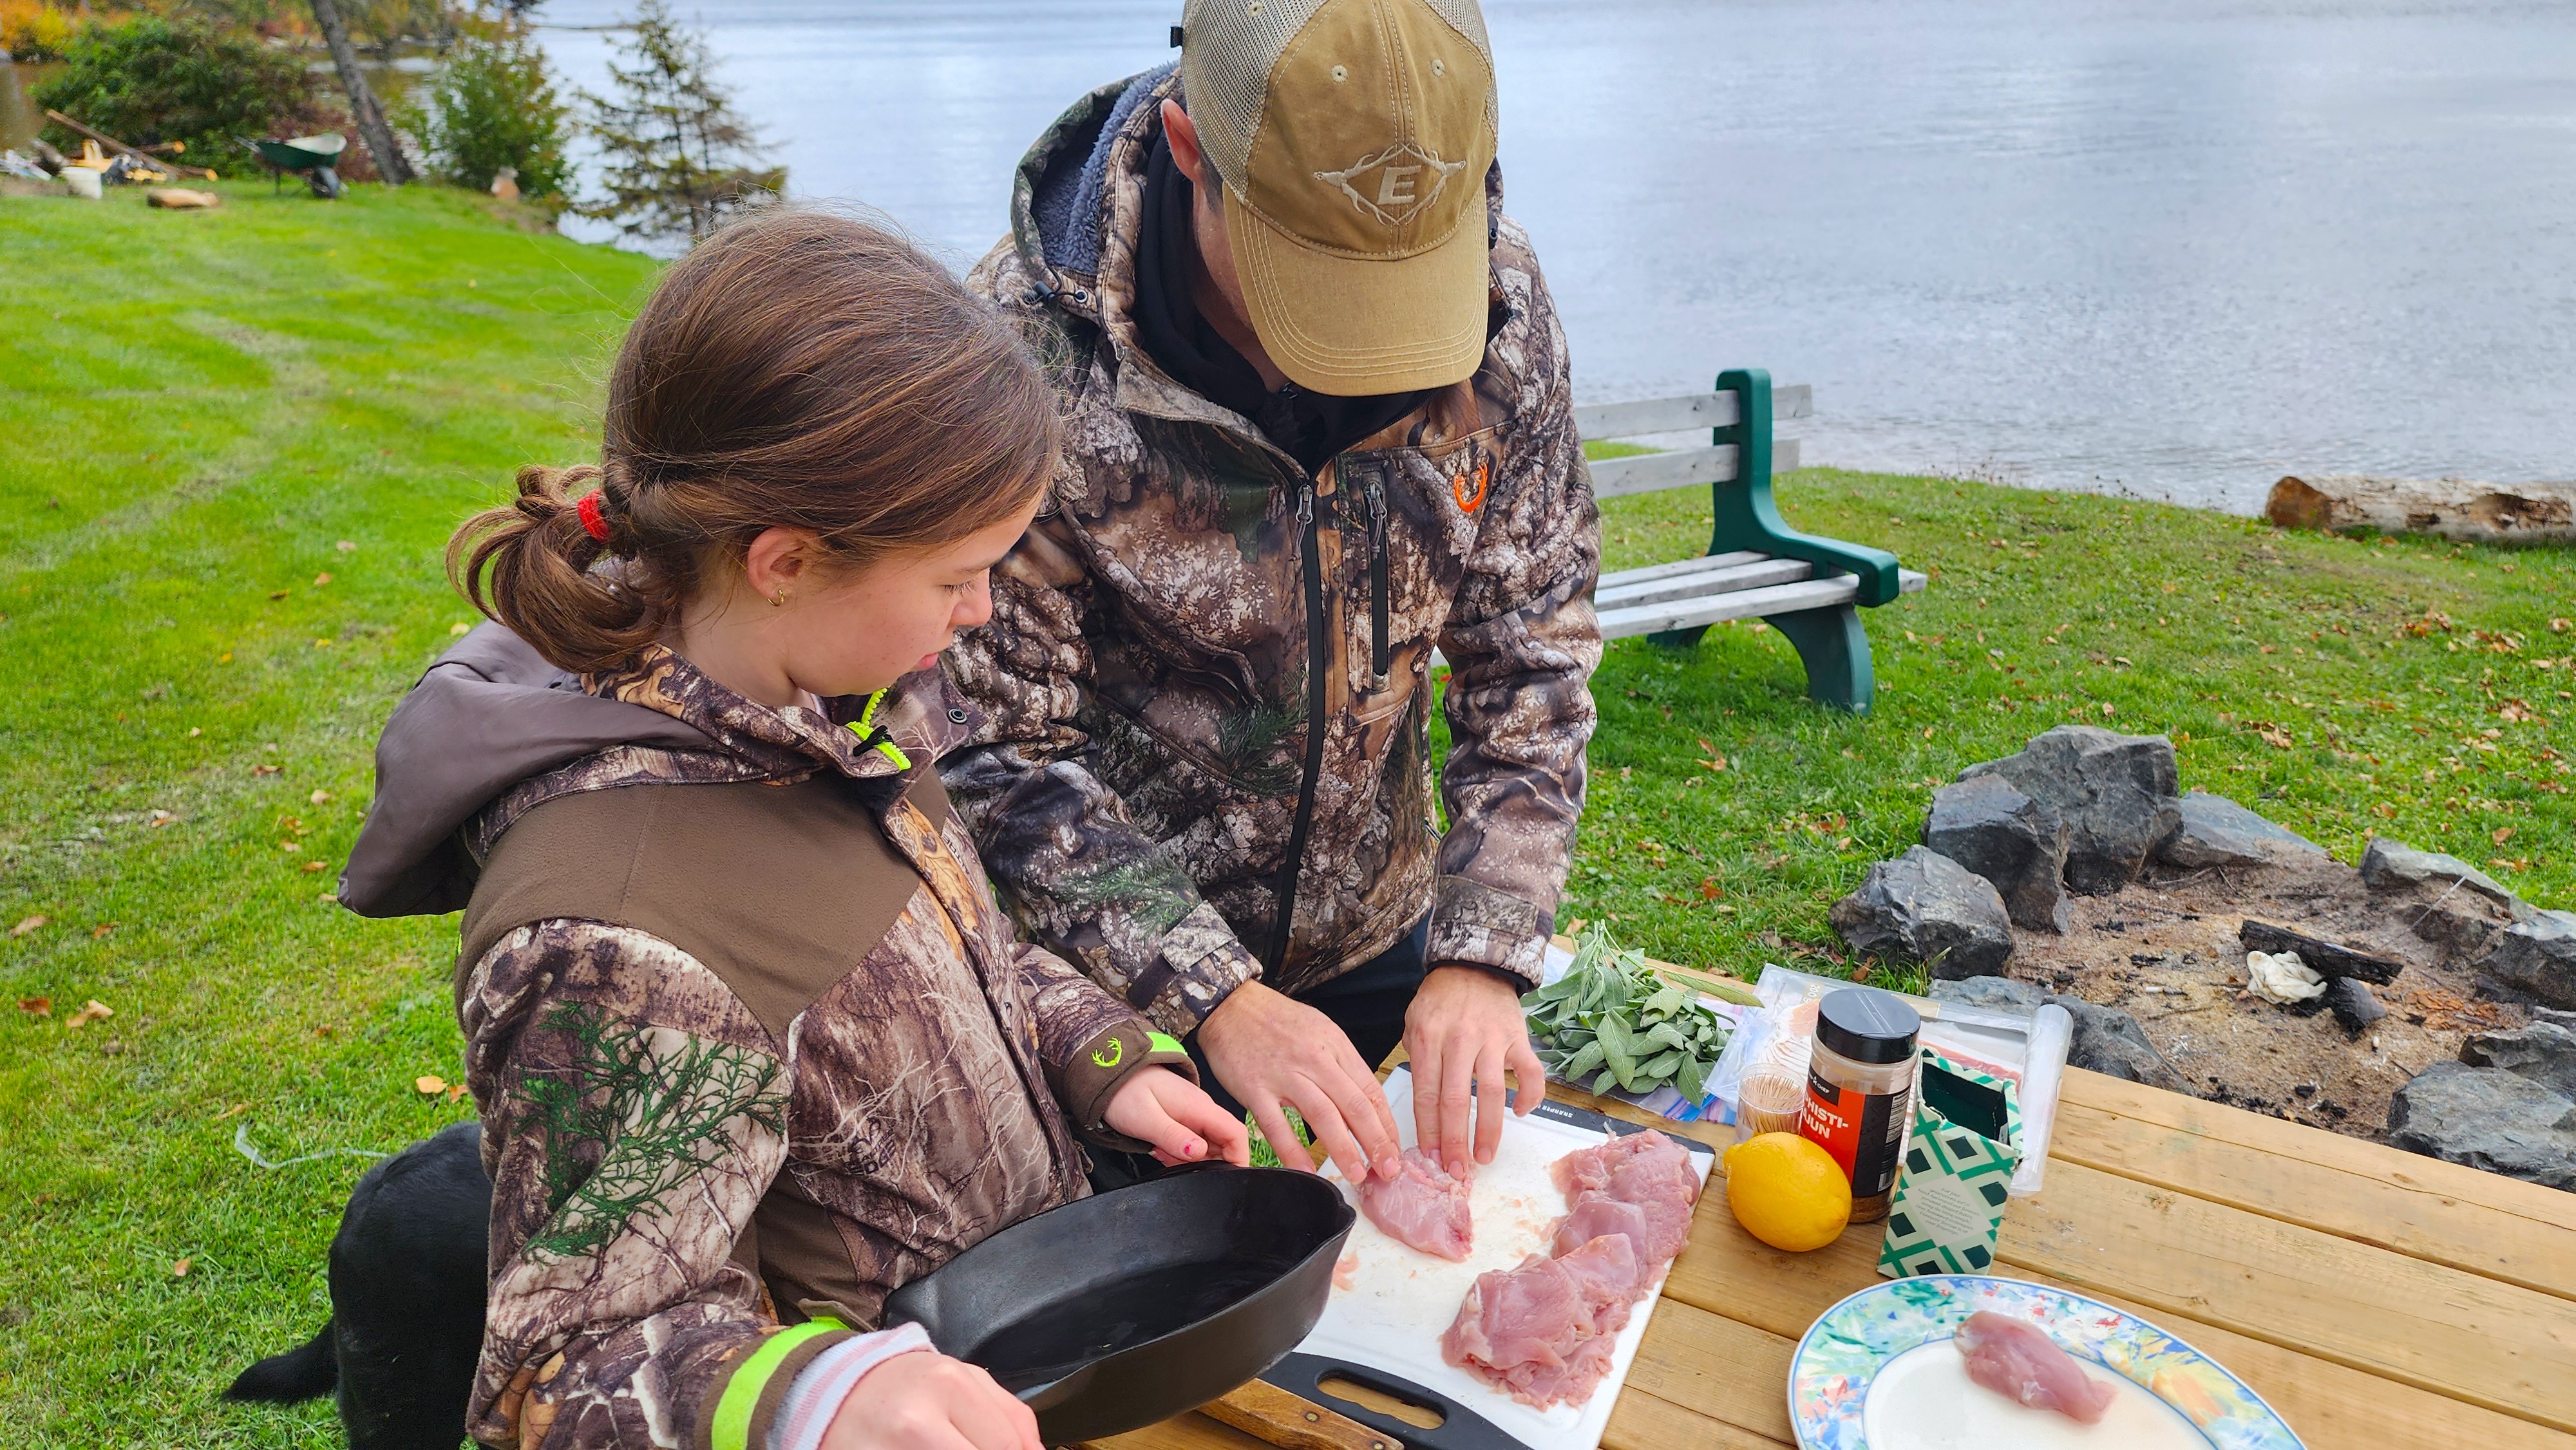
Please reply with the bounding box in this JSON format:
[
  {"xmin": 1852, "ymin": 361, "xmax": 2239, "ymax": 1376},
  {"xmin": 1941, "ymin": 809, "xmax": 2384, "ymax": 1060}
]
[{"xmin": 1451, "ymin": 457, "xmax": 1492, "ymax": 514}]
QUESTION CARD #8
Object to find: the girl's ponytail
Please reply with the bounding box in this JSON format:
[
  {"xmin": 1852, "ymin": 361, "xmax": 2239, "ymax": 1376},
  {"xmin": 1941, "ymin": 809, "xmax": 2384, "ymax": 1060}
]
[
  {"xmin": 446, "ymin": 207, "xmax": 1060, "ymax": 676},
  {"xmin": 447, "ymin": 464, "xmax": 663, "ymax": 673}
]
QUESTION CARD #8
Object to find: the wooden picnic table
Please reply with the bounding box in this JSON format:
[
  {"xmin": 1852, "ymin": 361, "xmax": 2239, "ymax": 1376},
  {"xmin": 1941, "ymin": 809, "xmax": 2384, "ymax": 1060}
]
[{"xmin": 1093, "ymin": 1066, "xmax": 2576, "ymax": 1450}]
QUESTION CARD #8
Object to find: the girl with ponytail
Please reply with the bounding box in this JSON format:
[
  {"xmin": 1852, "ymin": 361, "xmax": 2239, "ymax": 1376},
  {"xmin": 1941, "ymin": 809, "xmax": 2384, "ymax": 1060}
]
[{"xmin": 357, "ymin": 209, "xmax": 1246, "ymax": 1450}]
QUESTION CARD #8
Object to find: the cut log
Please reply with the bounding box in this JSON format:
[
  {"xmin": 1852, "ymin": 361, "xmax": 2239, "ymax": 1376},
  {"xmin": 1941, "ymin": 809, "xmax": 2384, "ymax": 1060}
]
[
  {"xmin": 2268, "ymin": 475, "xmax": 2576, "ymax": 545},
  {"xmin": 147, "ymin": 188, "xmax": 222, "ymax": 210},
  {"xmin": 2238, "ymin": 919, "xmax": 2404, "ymax": 984}
]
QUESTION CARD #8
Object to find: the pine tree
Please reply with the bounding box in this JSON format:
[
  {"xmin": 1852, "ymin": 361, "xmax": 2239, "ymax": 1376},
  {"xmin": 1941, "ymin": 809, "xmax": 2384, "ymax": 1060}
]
[{"xmin": 576, "ymin": 0, "xmax": 782, "ymax": 245}]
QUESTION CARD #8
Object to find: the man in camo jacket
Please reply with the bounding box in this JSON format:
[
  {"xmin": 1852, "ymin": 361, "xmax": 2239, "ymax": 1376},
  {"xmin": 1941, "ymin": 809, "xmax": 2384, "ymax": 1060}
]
[{"xmin": 947, "ymin": 0, "xmax": 1600, "ymax": 1183}]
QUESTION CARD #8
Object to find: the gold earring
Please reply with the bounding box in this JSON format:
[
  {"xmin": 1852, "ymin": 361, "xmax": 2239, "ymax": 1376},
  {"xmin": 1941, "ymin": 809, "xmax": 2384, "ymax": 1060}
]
[{"xmin": 770, "ymin": 588, "xmax": 788, "ymax": 608}]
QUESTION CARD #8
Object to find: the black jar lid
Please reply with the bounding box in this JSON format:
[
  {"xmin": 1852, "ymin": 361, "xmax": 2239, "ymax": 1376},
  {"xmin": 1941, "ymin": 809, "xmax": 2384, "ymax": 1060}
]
[{"xmin": 1816, "ymin": 988, "xmax": 1921, "ymax": 1064}]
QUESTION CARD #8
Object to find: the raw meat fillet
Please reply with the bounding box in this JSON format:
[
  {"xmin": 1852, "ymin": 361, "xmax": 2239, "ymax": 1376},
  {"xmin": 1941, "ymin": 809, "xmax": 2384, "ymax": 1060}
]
[
  {"xmin": 1358, "ymin": 1148, "xmax": 1473, "ymax": 1261},
  {"xmin": 1440, "ymin": 1254, "xmax": 1614, "ymax": 1409},
  {"xmin": 1552, "ymin": 1233, "xmax": 1645, "ymax": 1333},
  {"xmin": 1551, "ymin": 1189, "xmax": 1692, "ymax": 1265},
  {"xmin": 1953, "ymin": 1311, "xmax": 2115, "ymax": 1424},
  {"xmin": 1549, "ymin": 1128, "xmax": 1699, "ymax": 1206}
]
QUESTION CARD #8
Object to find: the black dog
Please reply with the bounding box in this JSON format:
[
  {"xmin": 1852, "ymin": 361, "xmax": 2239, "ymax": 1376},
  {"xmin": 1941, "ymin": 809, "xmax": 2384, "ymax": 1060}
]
[{"xmin": 227, "ymin": 1122, "xmax": 493, "ymax": 1450}]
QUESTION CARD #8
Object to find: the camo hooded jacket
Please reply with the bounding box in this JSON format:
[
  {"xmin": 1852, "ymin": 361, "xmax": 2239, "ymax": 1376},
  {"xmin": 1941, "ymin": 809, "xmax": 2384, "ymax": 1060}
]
[
  {"xmin": 439, "ymin": 643, "xmax": 1187, "ymax": 1450},
  {"xmin": 947, "ymin": 68, "xmax": 1602, "ymax": 1034}
]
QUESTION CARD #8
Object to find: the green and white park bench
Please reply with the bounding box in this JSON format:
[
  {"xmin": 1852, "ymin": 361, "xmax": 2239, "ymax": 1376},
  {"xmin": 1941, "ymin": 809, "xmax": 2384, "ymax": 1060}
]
[{"xmin": 1578, "ymin": 368, "xmax": 1927, "ymax": 714}]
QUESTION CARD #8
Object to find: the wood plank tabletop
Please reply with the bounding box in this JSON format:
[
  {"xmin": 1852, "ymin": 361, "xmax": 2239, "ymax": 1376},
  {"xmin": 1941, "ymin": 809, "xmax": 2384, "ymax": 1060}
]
[{"xmin": 1090, "ymin": 1066, "xmax": 2576, "ymax": 1450}]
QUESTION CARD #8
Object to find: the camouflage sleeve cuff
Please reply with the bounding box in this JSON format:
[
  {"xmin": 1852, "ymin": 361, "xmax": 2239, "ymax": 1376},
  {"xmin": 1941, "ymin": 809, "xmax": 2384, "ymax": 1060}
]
[
  {"xmin": 695, "ymin": 1319, "xmax": 856, "ymax": 1450},
  {"xmin": 1133, "ymin": 901, "xmax": 1263, "ymax": 1036},
  {"xmin": 1059, "ymin": 1018, "xmax": 1198, "ymax": 1151},
  {"xmin": 1425, "ymin": 875, "xmax": 1553, "ymax": 989}
]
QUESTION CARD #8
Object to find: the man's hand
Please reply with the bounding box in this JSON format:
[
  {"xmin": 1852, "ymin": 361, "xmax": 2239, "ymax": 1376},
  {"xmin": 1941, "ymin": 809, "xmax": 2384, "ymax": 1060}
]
[
  {"xmin": 1104, "ymin": 1064, "xmax": 1251, "ymax": 1168},
  {"xmin": 1195, "ymin": 981, "xmax": 1401, "ymax": 1182},
  {"xmin": 1405, "ymin": 965, "xmax": 1546, "ymax": 1179},
  {"xmin": 820, "ymin": 1348, "xmax": 1040, "ymax": 1450}
]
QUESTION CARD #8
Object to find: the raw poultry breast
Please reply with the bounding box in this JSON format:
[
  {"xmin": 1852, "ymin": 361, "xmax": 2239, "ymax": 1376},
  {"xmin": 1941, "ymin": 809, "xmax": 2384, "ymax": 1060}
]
[
  {"xmin": 1444, "ymin": 1130, "xmax": 1701, "ymax": 1409},
  {"xmin": 1358, "ymin": 1148, "xmax": 1474, "ymax": 1261}
]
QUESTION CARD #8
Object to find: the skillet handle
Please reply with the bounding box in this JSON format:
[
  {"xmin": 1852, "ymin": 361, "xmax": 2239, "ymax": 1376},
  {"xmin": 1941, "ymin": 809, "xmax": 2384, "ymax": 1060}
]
[
  {"xmin": 1258, "ymin": 1353, "xmax": 1528, "ymax": 1450},
  {"xmin": 1206, "ymin": 1377, "xmax": 1397, "ymax": 1450}
]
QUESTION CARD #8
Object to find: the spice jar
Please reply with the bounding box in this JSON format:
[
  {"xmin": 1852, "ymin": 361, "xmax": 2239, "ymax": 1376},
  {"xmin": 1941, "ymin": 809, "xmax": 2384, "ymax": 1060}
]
[{"xmin": 1797, "ymin": 988, "xmax": 1920, "ymax": 1223}]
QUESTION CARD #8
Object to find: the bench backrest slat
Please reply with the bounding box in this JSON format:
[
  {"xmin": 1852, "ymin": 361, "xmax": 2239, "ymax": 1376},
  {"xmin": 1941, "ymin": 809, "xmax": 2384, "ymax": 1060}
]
[
  {"xmin": 1573, "ymin": 383, "xmax": 1810, "ymax": 442},
  {"xmin": 1588, "ymin": 437, "xmax": 1802, "ymax": 500}
]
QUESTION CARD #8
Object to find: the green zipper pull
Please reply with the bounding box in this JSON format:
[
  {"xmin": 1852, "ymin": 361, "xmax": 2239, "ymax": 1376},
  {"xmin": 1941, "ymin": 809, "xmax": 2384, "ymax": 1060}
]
[{"xmin": 847, "ymin": 687, "xmax": 913, "ymax": 770}]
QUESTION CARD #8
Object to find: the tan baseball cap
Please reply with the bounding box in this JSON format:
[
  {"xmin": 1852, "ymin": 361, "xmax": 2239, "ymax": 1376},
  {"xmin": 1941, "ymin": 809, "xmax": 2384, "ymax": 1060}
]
[{"xmin": 1180, "ymin": 0, "xmax": 1498, "ymax": 395}]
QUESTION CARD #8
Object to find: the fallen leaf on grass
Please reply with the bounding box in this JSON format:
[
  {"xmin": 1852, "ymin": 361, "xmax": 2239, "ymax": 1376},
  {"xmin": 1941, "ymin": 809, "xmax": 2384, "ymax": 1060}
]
[
  {"xmin": 336, "ymin": 540, "xmax": 357, "ymax": 554},
  {"xmin": 268, "ymin": 590, "xmax": 290, "ymax": 601},
  {"xmin": 278, "ymin": 814, "xmax": 306, "ymax": 834},
  {"xmin": 212, "ymin": 1102, "xmax": 249, "ymax": 1121},
  {"xmin": 446, "ymin": 1084, "xmax": 469, "ymax": 1104},
  {"xmin": 90, "ymin": 923, "xmax": 115, "ymax": 939},
  {"xmin": 18, "ymin": 996, "xmax": 51, "ymax": 1016},
  {"xmin": 64, "ymin": 999, "xmax": 113, "ymax": 1030},
  {"xmin": 449, "ymin": 622, "xmax": 471, "ymax": 636},
  {"xmin": 252, "ymin": 764, "xmax": 280, "ymax": 777},
  {"xmin": 10, "ymin": 915, "xmax": 49, "ymax": 937},
  {"xmin": 309, "ymin": 789, "xmax": 332, "ymax": 805},
  {"xmin": 301, "ymin": 861, "xmax": 327, "ymax": 874},
  {"xmin": 312, "ymin": 572, "xmax": 333, "ymax": 587},
  {"xmin": 2257, "ymin": 726, "xmax": 2294, "ymax": 749},
  {"xmin": 2493, "ymin": 826, "xmax": 2517, "ymax": 845},
  {"xmin": 414, "ymin": 1075, "xmax": 448, "ymax": 1096},
  {"xmin": 172, "ymin": 1257, "xmax": 191, "ymax": 1277},
  {"xmin": 312, "ymin": 638, "xmax": 332, "ymax": 649},
  {"xmin": 2372, "ymin": 802, "xmax": 2398, "ymax": 819},
  {"xmin": 2491, "ymin": 857, "xmax": 2530, "ymax": 872},
  {"xmin": 278, "ymin": 840, "xmax": 302, "ymax": 854},
  {"xmin": 147, "ymin": 809, "xmax": 176, "ymax": 827}
]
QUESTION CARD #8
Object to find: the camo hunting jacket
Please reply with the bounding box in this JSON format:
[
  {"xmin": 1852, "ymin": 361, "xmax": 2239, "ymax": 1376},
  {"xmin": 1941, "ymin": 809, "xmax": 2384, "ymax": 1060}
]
[
  {"xmin": 948, "ymin": 70, "xmax": 1602, "ymax": 1034},
  {"xmin": 451, "ymin": 647, "xmax": 1186, "ymax": 1450}
]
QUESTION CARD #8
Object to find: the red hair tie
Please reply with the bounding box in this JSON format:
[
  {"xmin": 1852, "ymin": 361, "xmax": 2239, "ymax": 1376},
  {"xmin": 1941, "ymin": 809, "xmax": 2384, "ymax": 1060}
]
[{"xmin": 575, "ymin": 491, "xmax": 612, "ymax": 543}]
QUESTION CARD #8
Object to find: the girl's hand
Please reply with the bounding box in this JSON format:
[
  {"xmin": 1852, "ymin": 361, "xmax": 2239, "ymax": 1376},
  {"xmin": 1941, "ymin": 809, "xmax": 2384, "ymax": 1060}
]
[
  {"xmin": 819, "ymin": 1349, "xmax": 1039, "ymax": 1450},
  {"xmin": 1105, "ymin": 1065, "xmax": 1253, "ymax": 1167}
]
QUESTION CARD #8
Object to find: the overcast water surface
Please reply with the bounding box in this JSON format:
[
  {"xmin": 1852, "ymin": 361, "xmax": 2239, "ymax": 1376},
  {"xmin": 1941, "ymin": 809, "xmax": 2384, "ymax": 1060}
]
[{"xmin": 529, "ymin": 0, "xmax": 2576, "ymax": 512}]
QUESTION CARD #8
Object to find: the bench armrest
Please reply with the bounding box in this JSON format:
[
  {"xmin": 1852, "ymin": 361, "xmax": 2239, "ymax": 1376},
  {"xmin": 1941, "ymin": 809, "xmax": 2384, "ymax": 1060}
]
[{"xmin": 1707, "ymin": 368, "xmax": 1902, "ymax": 607}]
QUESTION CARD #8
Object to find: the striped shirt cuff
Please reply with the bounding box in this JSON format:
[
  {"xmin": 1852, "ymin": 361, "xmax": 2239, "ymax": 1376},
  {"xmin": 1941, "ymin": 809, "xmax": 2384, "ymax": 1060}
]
[{"xmin": 766, "ymin": 1322, "xmax": 936, "ymax": 1450}]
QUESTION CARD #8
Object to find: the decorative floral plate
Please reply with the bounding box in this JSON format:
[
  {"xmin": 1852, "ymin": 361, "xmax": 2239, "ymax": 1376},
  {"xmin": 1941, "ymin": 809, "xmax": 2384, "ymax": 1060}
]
[{"xmin": 1787, "ymin": 1276, "xmax": 2303, "ymax": 1450}]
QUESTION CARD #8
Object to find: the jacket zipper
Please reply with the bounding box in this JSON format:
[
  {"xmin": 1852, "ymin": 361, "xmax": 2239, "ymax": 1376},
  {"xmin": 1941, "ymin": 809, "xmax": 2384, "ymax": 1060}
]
[
  {"xmin": 1267, "ymin": 477, "xmax": 1331, "ymax": 975},
  {"xmin": 1366, "ymin": 478, "xmax": 1391, "ymax": 692}
]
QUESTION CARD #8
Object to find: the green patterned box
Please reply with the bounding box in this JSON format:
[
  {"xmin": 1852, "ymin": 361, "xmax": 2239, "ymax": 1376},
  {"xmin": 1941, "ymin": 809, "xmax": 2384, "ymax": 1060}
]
[{"xmin": 1877, "ymin": 1049, "xmax": 2022, "ymax": 1279}]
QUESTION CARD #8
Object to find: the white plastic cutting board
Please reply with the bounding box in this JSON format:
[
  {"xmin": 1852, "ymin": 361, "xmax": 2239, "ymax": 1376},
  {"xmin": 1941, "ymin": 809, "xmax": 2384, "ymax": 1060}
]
[{"xmin": 1297, "ymin": 1068, "xmax": 1717, "ymax": 1450}]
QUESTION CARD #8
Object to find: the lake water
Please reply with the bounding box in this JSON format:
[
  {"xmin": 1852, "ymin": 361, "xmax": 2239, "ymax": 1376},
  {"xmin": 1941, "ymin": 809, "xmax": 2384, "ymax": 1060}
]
[{"xmin": 19, "ymin": 2, "xmax": 2573, "ymax": 511}]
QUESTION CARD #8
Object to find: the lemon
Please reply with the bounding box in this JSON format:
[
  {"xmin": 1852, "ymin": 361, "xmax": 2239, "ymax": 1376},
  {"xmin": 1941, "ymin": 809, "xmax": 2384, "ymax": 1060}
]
[{"xmin": 1723, "ymin": 1132, "xmax": 1852, "ymax": 1252}]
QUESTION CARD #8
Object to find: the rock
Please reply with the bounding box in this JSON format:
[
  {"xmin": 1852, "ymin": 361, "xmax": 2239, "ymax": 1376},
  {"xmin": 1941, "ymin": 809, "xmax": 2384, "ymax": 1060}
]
[
  {"xmin": 1830, "ymin": 847, "xmax": 2016, "ymax": 979},
  {"xmin": 2237, "ymin": 919, "xmax": 2402, "ymax": 984},
  {"xmin": 2476, "ymin": 910, "xmax": 2576, "ymax": 1010},
  {"xmin": 2460, "ymin": 1020, "xmax": 2576, "ymax": 1100},
  {"xmin": 1930, "ymin": 975, "xmax": 2047, "ymax": 1014},
  {"xmin": 2157, "ymin": 789, "xmax": 2325, "ymax": 869},
  {"xmin": 1959, "ymin": 726, "xmax": 2181, "ymax": 894},
  {"xmin": 2360, "ymin": 837, "xmax": 2530, "ymax": 956},
  {"xmin": 2358, "ymin": 837, "xmax": 2518, "ymax": 907},
  {"xmin": 2042, "ymin": 995, "xmax": 2190, "ymax": 1093},
  {"xmin": 2387, "ymin": 1061, "xmax": 2576, "ymax": 1191},
  {"xmin": 146, "ymin": 187, "xmax": 221, "ymax": 209},
  {"xmin": 1923, "ymin": 775, "xmax": 2070, "ymax": 933},
  {"xmin": 2327, "ymin": 977, "xmax": 2387, "ymax": 1032}
]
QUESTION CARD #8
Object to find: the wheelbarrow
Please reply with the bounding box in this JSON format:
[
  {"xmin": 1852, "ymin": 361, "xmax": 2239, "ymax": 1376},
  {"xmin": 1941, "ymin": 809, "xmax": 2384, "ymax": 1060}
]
[{"xmin": 247, "ymin": 133, "xmax": 348, "ymax": 199}]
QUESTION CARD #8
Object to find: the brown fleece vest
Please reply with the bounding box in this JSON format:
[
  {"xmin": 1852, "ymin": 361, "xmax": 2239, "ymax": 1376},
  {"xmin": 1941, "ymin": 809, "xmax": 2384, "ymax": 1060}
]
[{"xmin": 459, "ymin": 768, "xmax": 947, "ymax": 1322}]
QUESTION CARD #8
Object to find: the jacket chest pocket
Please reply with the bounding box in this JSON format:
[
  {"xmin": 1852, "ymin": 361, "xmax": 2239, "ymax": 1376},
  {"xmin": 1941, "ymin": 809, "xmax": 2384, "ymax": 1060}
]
[{"xmin": 1335, "ymin": 437, "xmax": 1496, "ymax": 711}]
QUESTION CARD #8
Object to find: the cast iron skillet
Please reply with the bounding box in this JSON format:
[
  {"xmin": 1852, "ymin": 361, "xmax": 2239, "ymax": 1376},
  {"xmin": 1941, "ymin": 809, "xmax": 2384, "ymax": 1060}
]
[{"xmin": 883, "ymin": 1163, "xmax": 1356, "ymax": 1445}]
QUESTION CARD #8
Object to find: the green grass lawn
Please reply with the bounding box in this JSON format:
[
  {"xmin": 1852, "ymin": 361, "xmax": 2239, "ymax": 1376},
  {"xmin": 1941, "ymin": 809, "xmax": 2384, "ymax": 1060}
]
[{"xmin": 3, "ymin": 181, "xmax": 2570, "ymax": 1446}]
